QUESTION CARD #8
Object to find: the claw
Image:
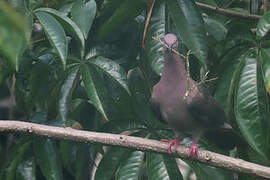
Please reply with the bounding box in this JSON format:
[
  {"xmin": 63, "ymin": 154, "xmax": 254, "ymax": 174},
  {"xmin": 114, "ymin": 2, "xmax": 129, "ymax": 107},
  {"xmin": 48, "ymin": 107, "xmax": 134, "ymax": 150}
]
[
  {"xmin": 188, "ymin": 139, "xmax": 199, "ymax": 159},
  {"xmin": 161, "ymin": 138, "xmax": 181, "ymax": 153}
]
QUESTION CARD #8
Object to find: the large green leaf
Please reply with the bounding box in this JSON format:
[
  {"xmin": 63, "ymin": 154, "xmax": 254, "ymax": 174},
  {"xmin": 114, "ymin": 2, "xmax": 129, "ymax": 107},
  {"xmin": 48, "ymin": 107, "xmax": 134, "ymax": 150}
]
[
  {"xmin": 59, "ymin": 67, "xmax": 79, "ymax": 124},
  {"xmin": 260, "ymin": 48, "xmax": 270, "ymax": 93},
  {"xmin": 75, "ymin": 144, "xmax": 92, "ymax": 180},
  {"xmin": 88, "ymin": 56, "xmax": 130, "ymax": 94},
  {"xmin": 167, "ymin": 0, "xmax": 208, "ymax": 66},
  {"xmin": 257, "ymin": 10, "xmax": 270, "ymax": 39},
  {"xmin": 116, "ymin": 150, "xmax": 144, "ymax": 180},
  {"xmin": 0, "ymin": 1, "xmax": 30, "ymax": 71},
  {"xmin": 35, "ymin": 11, "xmax": 68, "ymax": 68},
  {"xmin": 97, "ymin": 0, "xmax": 144, "ymax": 40},
  {"xmin": 145, "ymin": 0, "xmax": 166, "ymax": 75},
  {"xmin": 234, "ymin": 49, "xmax": 270, "ymax": 159},
  {"xmin": 147, "ymin": 153, "xmax": 183, "ymax": 180},
  {"xmin": 27, "ymin": 61, "xmax": 52, "ymax": 110},
  {"xmin": 16, "ymin": 154, "xmax": 36, "ymax": 180},
  {"xmin": 187, "ymin": 161, "xmax": 233, "ymax": 180},
  {"xmin": 35, "ymin": 8, "xmax": 85, "ymax": 58},
  {"xmin": 95, "ymin": 147, "xmax": 131, "ymax": 180},
  {"xmin": 80, "ymin": 63, "xmax": 108, "ymax": 120},
  {"xmin": 5, "ymin": 142, "xmax": 31, "ymax": 180},
  {"xmin": 33, "ymin": 138, "xmax": 63, "ymax": 180},
  {"xmin": 203, "ymin": 17, "xmax": 227, "ymax": 42},
  {"xmin": 98, "ymin": 0, "xmax": 126, "ymax": 22},
  {"xmin": 71, "ymin": 0, "xmax": 96, "ymax": 39}
]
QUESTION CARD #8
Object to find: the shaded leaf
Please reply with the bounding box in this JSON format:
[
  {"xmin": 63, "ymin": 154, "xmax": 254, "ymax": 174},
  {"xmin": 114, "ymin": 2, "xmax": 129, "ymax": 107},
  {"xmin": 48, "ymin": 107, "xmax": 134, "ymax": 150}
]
[
  {"xmin": 257, "ymin": 10, "xmax": 270, "ymax": 38},
  {"xmin": 203, "ymin": 17, "xmax": 227, "ymax": 42},
  {"xmin": 95, "ymin": 147, "xmax": 131, "ymax": 180},
  {"xmin": 16, "ymin": 155, "xmax": 36, "ymax": 180},
  {"xmin": 167, "ymin": 0, "xmax": 208, "ymax": 66},
  {"xmin": 59, "ymin": 67, "xmax": 79, "ymax": 123},
  {"xmin": 5, "ymin": 142, "xmax": 31, "ymax": 180},
  {"xmin": 71, "ymin": 0, "xmax": 96, "ymax": 39},
  {"xmin": 36, "ymin": 8, "xmax": 85, "ymax": 57},
  {"xmin": 80, "ymin": 63, "xmax": 107, "ymax": 120},
  {"xmin": 0, "ymin": 1, "xmax": 30, "ymax": 71},
  {"xmin": 89, "ymin": 56, "xmax": 130, "ymax": 94},
  {"xmin": 145, "ymin": 0, "xmax": 166, "ymax": 75},
  {"xmin": 97, "ymin": 0, "xmax": 144, "ymax": 40},
  {"xmin": 35, "ymin": 11, "xmax": 67, "ymax": 68},
  {"xmin": 260, "ymin": 48, "xmax": 270, "ymax": 94},
  {"xmin": 116, "ymin": 150, "xmax": 144, "ymax": 180},
  {"xmin": 33, "ymin": 138, "xmax": 63, "ymax": 180},
  {"xmin": 187, "ymin": 161, "xmax": 233, "ymax": 180},
  {"xmin": 147, "ymin": 153, "xmax": 183, "ymax": 180},
  {"xmin": 234, "ymin": 49, "xmax": 270, "ymax": 159}
]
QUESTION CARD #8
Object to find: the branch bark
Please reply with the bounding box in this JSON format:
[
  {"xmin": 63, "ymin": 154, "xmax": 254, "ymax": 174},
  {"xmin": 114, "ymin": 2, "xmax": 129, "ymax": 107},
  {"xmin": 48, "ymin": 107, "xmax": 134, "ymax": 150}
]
[
  {"xmin": 0, "ymin": 120, "xmax": 270, "ymax": 179},
  {"xmin": 196, "ymin": 2, "xmax": 262, "ymax": 20}
]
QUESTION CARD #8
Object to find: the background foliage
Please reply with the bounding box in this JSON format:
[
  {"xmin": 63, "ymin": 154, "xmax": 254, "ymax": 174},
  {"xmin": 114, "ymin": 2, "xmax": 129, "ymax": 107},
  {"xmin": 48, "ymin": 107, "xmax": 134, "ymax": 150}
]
[{"xmin": 1, "ymin": 0, "xmax": 270, "ymax": 179}]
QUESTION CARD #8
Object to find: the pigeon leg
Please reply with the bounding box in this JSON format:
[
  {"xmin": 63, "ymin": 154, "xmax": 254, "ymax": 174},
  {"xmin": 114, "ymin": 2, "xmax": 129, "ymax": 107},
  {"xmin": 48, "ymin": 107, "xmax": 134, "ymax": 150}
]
[
  {"xmin": 188, "ymin": 139, "xmax": 199, "ymax": 159},
  {"xmin": 161, "ymin": 137, "xmax": 182, "ymax": 153}
]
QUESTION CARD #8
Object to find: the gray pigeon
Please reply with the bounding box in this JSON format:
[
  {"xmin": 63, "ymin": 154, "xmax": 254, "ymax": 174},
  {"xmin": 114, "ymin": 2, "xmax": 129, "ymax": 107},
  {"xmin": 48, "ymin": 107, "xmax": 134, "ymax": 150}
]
[{"xmin": 150, "ymin": 33, "xmax": 234, "ymax": 158}]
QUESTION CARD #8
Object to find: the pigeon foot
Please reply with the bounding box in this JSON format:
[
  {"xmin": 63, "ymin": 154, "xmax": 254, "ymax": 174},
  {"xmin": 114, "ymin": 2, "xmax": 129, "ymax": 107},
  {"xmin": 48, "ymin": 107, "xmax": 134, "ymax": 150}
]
[
  {"xmin": 188, "ymin": 139, "xmax": 199, "ymax": 159},
  {"xmin": 161, "ymin": 137, "xmax": 182, "ymax": 153}
]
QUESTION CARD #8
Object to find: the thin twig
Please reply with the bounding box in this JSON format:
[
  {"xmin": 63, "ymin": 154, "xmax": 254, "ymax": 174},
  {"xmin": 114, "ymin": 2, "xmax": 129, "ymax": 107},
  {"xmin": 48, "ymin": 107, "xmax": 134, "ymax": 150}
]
[
  {"xmin": 142, "ymin": 0, "xmax": 156, "ymax": 49},
  {"xmin": 152, "ymin": 36, "xmax": 186, "ymax": 58},
  {"xmin": 196, "ymin": 2, "xmax": 261, "ymax": 20},
  {"xmin": 0, "ymin": 121, "xmax": 270, "ymax": 179}
]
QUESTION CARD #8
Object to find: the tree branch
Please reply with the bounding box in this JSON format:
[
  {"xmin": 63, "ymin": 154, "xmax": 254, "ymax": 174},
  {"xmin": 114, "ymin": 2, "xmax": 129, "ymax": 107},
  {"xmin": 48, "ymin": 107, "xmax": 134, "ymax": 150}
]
[
  {"xmin": 196, "ymin": 2, "xmax": 262, "ymax": 20},
  {"xmin": 0, "ymin": 120, "xmax": 270, "ymax": 179}
]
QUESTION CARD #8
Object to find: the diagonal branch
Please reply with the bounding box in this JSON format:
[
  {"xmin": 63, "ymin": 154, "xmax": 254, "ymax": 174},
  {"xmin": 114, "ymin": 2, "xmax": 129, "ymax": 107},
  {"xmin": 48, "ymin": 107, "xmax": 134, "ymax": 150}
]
[
  {"xmin": 196, "ymin": 2, "xmax": 261, "ymax": 20},
  {"xmin": 0, "ymin": 120, "xmax": 270, "ymax": 179}
]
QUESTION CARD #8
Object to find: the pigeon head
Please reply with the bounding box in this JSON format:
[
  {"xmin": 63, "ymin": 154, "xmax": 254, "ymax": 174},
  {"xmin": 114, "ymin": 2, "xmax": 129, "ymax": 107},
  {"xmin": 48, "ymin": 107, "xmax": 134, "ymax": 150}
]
[{"xmin": 164, "ymin": 34, "xmax": 178, "ymax": 53}]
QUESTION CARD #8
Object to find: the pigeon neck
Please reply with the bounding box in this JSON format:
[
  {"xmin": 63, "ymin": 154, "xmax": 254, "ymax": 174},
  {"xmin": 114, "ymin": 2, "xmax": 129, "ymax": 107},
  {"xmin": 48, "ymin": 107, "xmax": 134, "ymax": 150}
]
[{"xmin": 161, "ymin": 53, "xmax": 187, "ymax": 83}]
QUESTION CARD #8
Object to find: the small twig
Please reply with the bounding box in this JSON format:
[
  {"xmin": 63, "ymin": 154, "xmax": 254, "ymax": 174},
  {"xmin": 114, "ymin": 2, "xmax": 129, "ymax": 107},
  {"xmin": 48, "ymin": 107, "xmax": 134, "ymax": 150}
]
[
  {"xmin": 196, "ymin": 2, "xmax": 261, "ymax": 20},
  {"xmin": 152, "ymin": 36, "xmax": 186, "ymax": 59},
  {"xmin": 31, "ymin": 38, "xmax": 46, "ymax": 44},
  {"xmin": 142, "ymin": 0, "xmax": 156, "ymax": 49}
]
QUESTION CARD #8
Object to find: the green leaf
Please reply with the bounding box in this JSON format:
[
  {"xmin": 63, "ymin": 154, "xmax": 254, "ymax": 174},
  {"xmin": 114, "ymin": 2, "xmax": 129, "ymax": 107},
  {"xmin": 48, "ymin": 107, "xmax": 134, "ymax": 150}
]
[
  {"xmin": 260, "ymin": 48, "xmax": 270, "ymax": 93},
  {"xmin": 203, "ymin": 17, "xmax": 227, "ymax": 42},
  {"xmin": 80, "ymin": 63, "xmax": 108, "ymax": 120},
  {"xmin": 145, "ymin": 0, "xmax": 166, "ymax": 75},
  {"xmin": 35, "ymin": 11, "xmax": 68, "ymax": 68},
  {"xmin": 214, "ymin": 46, "xmax": 246, "ymax": 111},
  {"xmin": 16, "ymin": 156, "xmax": 36, "ymax": 180},
  {"xmin": 0, "ymin": 1, "xmax": 30, "ymax": 71},
  {"xmin": 59, "ymin": 67, "xmax": 79, "ymax": 124},
  {"xmin": 116, "ymin": 151, "xmax": 144, "ymax": 180},
  {"xmin": 257, "ymin": 10, "xmax": 270, "ymax": 38},
  {"xmin": 33, "ymin": 138, "xmax": 63, "ymax": 180},
  {"xmin": 187, "ymin": 161, "xmax": 233, "ymax": 180},
  {"xmin": 71, "ymin": 0, "xmax": 96, "ymax": 39},
  {"xmin": 97, "ymin": 0, "xmax": 144, "ymax": 40},
  {"xmin": 227, "ymin": 22, "xmax": 256, "ymax": 43},
  {"xmin": 127, "ymin": 68, "xmax": 157, "ymax": 126},
  {"xmin": 27, "ymin": 62, "xmax": 52, "ymax": 110},
  {"xmin": 75, "ymin": 144, "xmax": 92, "ymax": 180},
  {"xmin": 59, "ymin": 141, "xmax": 77, "ymax": 177},
  {"xmin": 167, "ymin": 0, "xmax": 208, "ymax": 67},
  {"xmin": 89, "ymin": 56, "xmax": 130, "ymax": 94},
  {"xmin": 95, "ymin": 147, "xmax": 131, "ymax": 180},
  {"xmin": 147, "ymin": 153, "xmax": 183, "ymax": 180},
  {"xmin": 234, "ymin": 49, "xmax": 270, "ymax": 159},
  {"xmin": 5, "ymin": 142, "xmax": 31, "ymax": 180},
  {"xmin": 35, "ymin": 8, "xmax": 85, "ymax": 58}
]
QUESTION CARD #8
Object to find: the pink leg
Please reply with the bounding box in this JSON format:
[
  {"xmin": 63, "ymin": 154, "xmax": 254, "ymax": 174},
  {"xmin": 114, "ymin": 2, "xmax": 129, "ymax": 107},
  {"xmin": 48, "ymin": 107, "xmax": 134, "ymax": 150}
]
[
  {"xmin": 188, "ymin": 139, "xmax": 199, "ymax": 159},
  {"xmin": 161, "ymin": 137, "xmax": 182, "ymax": 153}
]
